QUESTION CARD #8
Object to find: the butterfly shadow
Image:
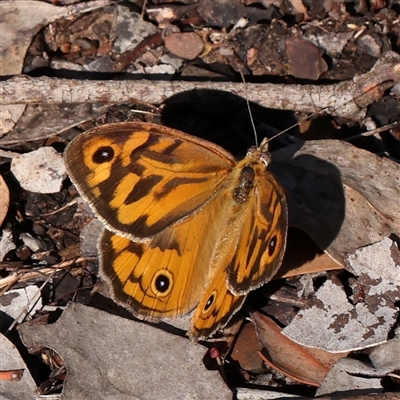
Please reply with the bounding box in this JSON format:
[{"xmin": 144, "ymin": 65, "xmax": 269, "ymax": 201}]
[
  {"xmin": 161, "ymin": 88, "xmax": 298, "ymax": 155},
  {"xmin": 270, "ymin": 148, "xmax": 346, "ymax": 266},
  {"xmin": 91, "ymin": 291, "xmax": 191, "ymax": 337}
]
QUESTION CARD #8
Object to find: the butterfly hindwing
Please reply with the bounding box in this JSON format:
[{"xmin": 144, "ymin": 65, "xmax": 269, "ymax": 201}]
[
  {"xmin": 99, "ymin": 183, "xmax": 237, "ymax": 320},
  {"xmin": 100, "ymin": 228, "xmax": 207, "ymax": 319},
  {"xmin": 189, "ymin": 269, "xmax": 246, "ymax": 340}
]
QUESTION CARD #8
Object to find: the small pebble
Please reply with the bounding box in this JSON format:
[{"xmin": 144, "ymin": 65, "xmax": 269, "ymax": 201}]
[
  {"xmin": 33, "ymin": 223, "xmax": 47, "ymax": 236},
  {"xmin": 164, "ymin": 32, "xmax": 204, "ymax": 60}
]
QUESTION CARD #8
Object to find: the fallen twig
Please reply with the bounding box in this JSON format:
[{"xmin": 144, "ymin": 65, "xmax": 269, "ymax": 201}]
[{"xmin": 1, "ymin": 52, "xmax": 400, "ymax": 121}]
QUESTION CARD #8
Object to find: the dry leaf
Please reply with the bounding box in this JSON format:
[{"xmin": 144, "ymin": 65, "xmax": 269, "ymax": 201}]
[
  {"xmin": 231, "ymin": 323, "xmax": 263, "ymax": 373},
  {"xmin": 0, "ymin": 230, "xmax": 16, "ymax": 262},
  {"xmin": 252, "ymin": 312, "xmax": 346, "ymax": 386},
  {"xmin": 277, "ymin": 228, "xmax": 343, "ymax": 279},
  {"xmin": 111, "ymin": 5, "xmax": 159, "ymax": 54},
  {"xmin": 369, "ymin": 330, "xmax": 400, "ymax": 374},
  {"xmin": 279, "ymin": 252, "xmax": 341, "ymax": 278},
  {"xmin": 0, "ymin": 105, "xmax": 26, "ymax": 137},
  {"xmin": 346, "ymin": 237, "xmax": 400, "ymax": 286},
  {"xmin": 0, "ymin": 0, "xmax": 111, "ymax": 75},
  {"xmin": 11, "ymin": 147, "xmax": 66, "ymax": 193},
  {"xmin": 286, "ymin": 36, "xmax": 327, "ymax": 80},
  {"xmin": 0, "ymin": 286, "xmax": 43, "ymax": 326},
  {"xmin": 0, "ymin": 103, "xmax": 111, "ymax": 146},
  {"xmin": 287, "ymin": 0, "xmax": 310, "ymax": 18},
  {"xmin": 0, "ymin": 176, "xmax": 9, "ymax": 226},
  {"xmin": 236, "ymin": 387, "xmax": 301, "ymax": 399}
]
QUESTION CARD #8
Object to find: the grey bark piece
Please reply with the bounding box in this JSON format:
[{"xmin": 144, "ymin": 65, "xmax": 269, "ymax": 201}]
[
  {"xmin": 282, "ymin": 240, "xmax": 399, "ymax": 354},
  {"xmin": 18, "ymin": 303, "xmax": 232, "ymax": 400},
  {"xmin": 0, "ymin": 333, "xmax": 37, "ymax": 400},
  {"xmin": 316, "ymin": 358, "xmax": 382, "ymax": 396}
]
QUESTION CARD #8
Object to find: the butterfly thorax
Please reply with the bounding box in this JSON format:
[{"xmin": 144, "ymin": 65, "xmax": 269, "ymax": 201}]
[
  {"xmin": 232, "ymin": 141, "xmax": 271, "ymax": 203},
  {"xmin": 233, "ymin": 166, "xmax": 255, "ymax": 203}
]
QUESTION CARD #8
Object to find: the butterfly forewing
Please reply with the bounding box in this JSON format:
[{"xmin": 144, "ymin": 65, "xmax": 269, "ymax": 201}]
[{"xmin": 65, "ymin": 122, "xmax": 236, "ymax": 240}]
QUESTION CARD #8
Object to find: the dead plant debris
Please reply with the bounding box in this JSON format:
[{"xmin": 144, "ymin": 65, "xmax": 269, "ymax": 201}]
[{"xmin": 1, "ymin": 1, "xmax": 400, "ymax": 399}]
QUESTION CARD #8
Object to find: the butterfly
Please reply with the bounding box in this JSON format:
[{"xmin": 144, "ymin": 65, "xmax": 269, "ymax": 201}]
[{"xmin": 64, "ymin": 121, "xmax": 288, "ymax": 340}]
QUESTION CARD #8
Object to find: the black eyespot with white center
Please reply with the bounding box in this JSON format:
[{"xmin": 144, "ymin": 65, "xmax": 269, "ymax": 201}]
[
  {"xmin": 268, "ymin": 235, "xmax": 277, "ymax": 256},
  {"xmin": 204, "ymin": 294, "xmax": 215, "ymax": 311},
  {"xmin": 92, "ymin": 146, "xmax": 115, "ymax": 164},
  {"xmin": 155, "ymin": 274, "xmax": 170, "ymax": 293},
  {"xmin": 151, "ymin": 269, "xmax": 173, "ymax": 297}
]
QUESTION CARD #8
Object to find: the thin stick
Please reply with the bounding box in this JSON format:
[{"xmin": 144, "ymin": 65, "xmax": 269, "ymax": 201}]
[
  {"xmin": 5, "ymin": 269, "xmax": 59, "ymax": 333},
  {"xmin": 344, "ymin": 121, "xmax": 399, "ymax": 141},
  {"xmin": 0, "ymin": 256, "xmax": 93, "ymax": 291},
  {"xmin": 141, "ymin": 0, "xmax": 148, "ymax": 19}
]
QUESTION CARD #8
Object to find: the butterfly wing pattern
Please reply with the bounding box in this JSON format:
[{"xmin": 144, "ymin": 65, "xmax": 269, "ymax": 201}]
[{"xmin": 65, "ymin": 122, "xmax": 288, "ymax": 340}]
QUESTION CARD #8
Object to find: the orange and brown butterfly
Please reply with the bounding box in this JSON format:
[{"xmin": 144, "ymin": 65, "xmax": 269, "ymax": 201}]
[{"xmin": 64, "ymin": 121, "xmax": 288, "ymax": 340}]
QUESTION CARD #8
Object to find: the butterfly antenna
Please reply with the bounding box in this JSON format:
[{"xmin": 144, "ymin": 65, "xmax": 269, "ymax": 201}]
[
  {"xmin": 268, "ymin": 119, "xmax": 303, "ymax": 142},
  {"xmin": 267, "ymin": 79, "xmax": 395, "ymax": 144},
  {"xmin": 267, "ymin": 101, "xmax": 348, "ymax": 143},
  {"xmin": 240, "ymin": 71, "xmax": 258, "ymax": 148}
]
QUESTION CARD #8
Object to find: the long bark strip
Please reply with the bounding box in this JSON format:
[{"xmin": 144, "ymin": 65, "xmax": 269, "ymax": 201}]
[{"xmin": 1, "ymin": 52, "xmax": 399, "ymax": 121}]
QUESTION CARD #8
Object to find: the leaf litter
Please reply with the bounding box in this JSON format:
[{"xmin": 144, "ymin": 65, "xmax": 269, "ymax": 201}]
[{"xmin": 0, "ymin": 1, "xmax": 400, "ymax": 398}]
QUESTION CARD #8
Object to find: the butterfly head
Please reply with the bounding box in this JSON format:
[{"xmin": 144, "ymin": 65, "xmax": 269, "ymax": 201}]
[{"xmin": 246, "ymin": 137, "xmax": 271, "ymax": 167}]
